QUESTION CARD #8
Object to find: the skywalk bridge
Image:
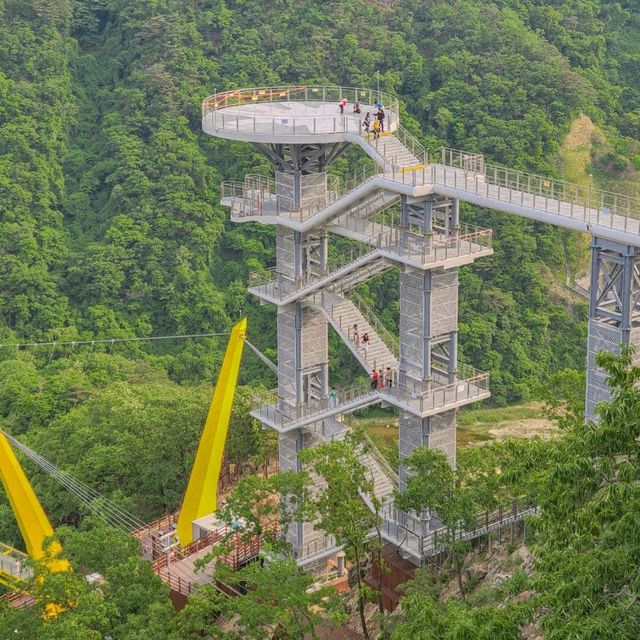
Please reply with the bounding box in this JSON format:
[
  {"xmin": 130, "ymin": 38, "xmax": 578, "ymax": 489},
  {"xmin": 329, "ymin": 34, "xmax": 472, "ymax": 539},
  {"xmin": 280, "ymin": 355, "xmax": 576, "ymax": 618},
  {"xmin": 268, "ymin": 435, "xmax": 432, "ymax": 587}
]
[{"xmin": 206, "ymin": 85, "xmax": 640, "ymax": 564}]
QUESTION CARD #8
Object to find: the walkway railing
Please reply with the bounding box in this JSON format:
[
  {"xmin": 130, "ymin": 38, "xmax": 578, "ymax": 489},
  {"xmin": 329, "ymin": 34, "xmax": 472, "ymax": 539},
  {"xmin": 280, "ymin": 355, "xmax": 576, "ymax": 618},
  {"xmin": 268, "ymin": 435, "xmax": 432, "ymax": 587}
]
[
  {"xmin": 294, "ymin": 534, "xmax": 339, "ymax": 563},
  {"xmin": 349, "ymin": 291, "xmax": 400, "ymax": 358},
  {"xmin": 252, "ymin": 383, "xmax": 378, "ymax": 429},
  {"xmin": 360, "ymin": 430, "xmax": 399, "ymax": 491},
  {"xmin": 332, "ymin": 215, "xmax": 493, "ymax": 265},
  {"xmin": 203, "ymin": 85, "xmax": 399, "ymax": 136},
  {"xmin": 381, "ymin": 496, "xmax": 537, "ymax": 560},
  {"xmin": 440, "ymin": 146, "xmax": 640, "ymax": 223},
  {"xmin": 223, "ymin": 165, "xmax": 380, "ymax": 222},
  {"xmin": 253, "ymin": 364, "xmax": 488, "ymax": 428},
  {"xmin": 248, "ymin": 245, "xmax": 380, "ymax": 303},
  {"xmin": 0, "ymin": 543, "xmax": 32, "ymax": 584},
  {"xmin": 382, "ymin": 364, "xmax": 490, "ymax": 415}
]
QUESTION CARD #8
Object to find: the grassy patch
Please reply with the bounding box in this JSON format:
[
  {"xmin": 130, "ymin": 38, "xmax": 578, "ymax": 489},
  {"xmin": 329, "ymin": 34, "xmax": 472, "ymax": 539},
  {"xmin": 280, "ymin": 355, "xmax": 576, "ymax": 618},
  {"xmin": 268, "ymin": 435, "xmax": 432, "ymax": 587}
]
[
  {"xmin": 458, "ymin": 402, "xmax": 557, "ymax": 447},
  {"xmin": 348, "ymin": 403, "xmax": 556, "ymax": 463}
]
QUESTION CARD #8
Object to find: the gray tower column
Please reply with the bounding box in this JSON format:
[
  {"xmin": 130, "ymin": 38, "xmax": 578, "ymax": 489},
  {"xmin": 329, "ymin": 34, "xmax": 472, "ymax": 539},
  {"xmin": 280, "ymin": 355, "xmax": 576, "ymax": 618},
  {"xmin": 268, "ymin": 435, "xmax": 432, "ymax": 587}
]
[
  {"xmin": 264, "ymin": 146, "xmax": 345, "ymax": 556},
  {"xmin": 398, "ymin": 195, "xmax": 461, "ymax": 489},
  {"xmin": 585, "ymin": 237, "xmax": 640, "ymax": 420}
]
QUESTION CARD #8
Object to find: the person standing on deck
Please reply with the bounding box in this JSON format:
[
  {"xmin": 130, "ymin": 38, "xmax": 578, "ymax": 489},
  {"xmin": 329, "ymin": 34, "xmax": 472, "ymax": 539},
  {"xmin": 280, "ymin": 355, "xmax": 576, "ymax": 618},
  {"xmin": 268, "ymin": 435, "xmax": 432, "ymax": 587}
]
[
  {"xmin": 385, "ymin": 367, "xmax": 393, "ymax": 388},
  {"xmin": 372, "ymin": 118, "xmax": 381, "ymax": 140},
  {"xmin": 377, "ymin": 107, "xmax": 385, "ymax": 133},
  {"xmin": 371, "ymin": 369, "xmax": 379, "ymax": 389},
  {"xmin": 339, "ymin": 97, "xmax": 347, "ymax": 114},
  {"xmin": 362, "ymin": 112, "xmax": 371, "ymax": 133},
  {"xmin": 378, "ymin": 369, "xmax": 385, "ymax": 389}
]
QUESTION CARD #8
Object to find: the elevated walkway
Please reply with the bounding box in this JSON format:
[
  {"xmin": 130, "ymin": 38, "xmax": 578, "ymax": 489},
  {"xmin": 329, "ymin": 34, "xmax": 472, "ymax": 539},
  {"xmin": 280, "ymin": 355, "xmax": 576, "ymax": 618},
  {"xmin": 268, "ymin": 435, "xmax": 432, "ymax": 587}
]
[
  {"xmin": 212, "ymin": 86, "xmax": 640, "ymax": 247},
  {"xmin": 381, "ymin": 363, "xmax": 491, "ymax": 417},
  {"xmin": 226, "ymin": 180, "xmax": 493, "ymax": 272},
  {"xmin": 252, "ymin": 362, "xmax": 489, "ymax": 433},
  {"xmin": 381, "ymin": 499, "xmax": 538, "ymax": 565},
  {"xmin": 251, "ymin": 385, "xmax": 380, "ymax": 433}
]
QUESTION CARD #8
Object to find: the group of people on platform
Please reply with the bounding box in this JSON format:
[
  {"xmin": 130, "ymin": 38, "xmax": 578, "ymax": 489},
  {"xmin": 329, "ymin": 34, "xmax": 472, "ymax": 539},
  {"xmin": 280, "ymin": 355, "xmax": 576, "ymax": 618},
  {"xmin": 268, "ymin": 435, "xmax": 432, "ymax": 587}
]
[
  {"xmin": 325, "ymin": 321, "xmax": 397, "ymax": 409},
  {"xmin": 338, "ymin": 97, "xmax": 386, "ymax": 139},
  {"xmin": 371, "ymin": 366, "xmax": 394, "ymax": 390}
]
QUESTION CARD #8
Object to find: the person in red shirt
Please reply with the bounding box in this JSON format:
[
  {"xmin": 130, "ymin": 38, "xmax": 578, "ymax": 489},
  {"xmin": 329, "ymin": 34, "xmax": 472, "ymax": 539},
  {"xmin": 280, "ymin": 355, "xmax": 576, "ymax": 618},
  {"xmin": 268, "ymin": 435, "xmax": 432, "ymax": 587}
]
[{"xmin": 371, "ymin": 369, "xmax": 379, "ymax": 389}]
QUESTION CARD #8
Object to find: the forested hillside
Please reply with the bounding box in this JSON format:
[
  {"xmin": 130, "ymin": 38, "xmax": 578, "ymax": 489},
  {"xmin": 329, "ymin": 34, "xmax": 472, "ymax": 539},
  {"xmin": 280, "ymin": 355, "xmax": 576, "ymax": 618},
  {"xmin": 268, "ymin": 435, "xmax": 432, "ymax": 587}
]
[{"xmin": 1, "ymin": 0, "xmax": 640, "ymax": 636}]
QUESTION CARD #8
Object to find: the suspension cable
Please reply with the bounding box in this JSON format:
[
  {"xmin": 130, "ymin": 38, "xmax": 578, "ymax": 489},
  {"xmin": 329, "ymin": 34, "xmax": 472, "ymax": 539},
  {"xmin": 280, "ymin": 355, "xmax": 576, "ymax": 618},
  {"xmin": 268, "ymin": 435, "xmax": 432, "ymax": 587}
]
[
  {"xmin": 2, "ymin": 431, "xmax": 146, "ymax": 532},
  {"xmin": 2, "ymin": 431, "xmax": 263, "ymax": 603},
  {"xmin": 0, "ymin": 332, "xmax": 231, "ymax": 350},
  {"xmin": 245, "ymin": 340, "xmax": 278, "ymax": 375}
]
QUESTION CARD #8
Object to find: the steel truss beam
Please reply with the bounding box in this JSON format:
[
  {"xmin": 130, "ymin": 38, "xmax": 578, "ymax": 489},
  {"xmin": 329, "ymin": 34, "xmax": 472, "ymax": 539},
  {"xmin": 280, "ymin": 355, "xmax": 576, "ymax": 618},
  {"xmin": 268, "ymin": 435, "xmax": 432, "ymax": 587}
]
[
  {"xmin": 254, "ymin": 142, "xmax": 348, "ymax": 173},
  {"xmin": 585, "ymin": 238, "xmax": 640, "ymax": 421}
]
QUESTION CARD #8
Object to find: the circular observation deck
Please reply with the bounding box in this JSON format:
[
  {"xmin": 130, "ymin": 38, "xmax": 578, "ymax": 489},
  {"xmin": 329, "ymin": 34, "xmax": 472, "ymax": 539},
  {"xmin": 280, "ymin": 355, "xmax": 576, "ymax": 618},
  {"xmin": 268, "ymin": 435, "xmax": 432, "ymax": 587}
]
[{"xmin": 202, "ymin": 86, "xmax": 399, "ymax": 144}]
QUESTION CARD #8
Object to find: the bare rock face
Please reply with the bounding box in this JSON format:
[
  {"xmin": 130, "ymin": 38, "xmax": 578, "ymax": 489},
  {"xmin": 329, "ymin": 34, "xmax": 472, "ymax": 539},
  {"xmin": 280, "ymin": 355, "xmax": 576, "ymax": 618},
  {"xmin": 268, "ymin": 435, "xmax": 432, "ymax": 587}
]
[{"xmin": 513, "ymin": 544, "xmax": 535, "ymax": 575}]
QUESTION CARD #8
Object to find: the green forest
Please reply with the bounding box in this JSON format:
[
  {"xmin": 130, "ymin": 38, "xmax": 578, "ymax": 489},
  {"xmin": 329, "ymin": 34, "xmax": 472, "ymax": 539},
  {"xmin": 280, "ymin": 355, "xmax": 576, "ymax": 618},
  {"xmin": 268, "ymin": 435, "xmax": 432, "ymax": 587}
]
[{"xmin": 1, "ymin": 0, "xmax": 639, "ymax": 637}]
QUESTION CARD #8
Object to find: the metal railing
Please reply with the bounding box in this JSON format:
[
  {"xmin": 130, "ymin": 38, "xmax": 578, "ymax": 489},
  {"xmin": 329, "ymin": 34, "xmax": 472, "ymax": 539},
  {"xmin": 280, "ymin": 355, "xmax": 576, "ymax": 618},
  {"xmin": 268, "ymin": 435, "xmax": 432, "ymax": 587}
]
[
  {"xmin": 253, "ymin": 362, "xmax": 488, "ymax": 428},
  {"xmin": 0, "ymin": 544, "xmax": 31, "ymax": 583},
  {"xmin": 203, "ymin": 85, "xmax": 400, "ymax": 137},
  {"xmin": 294, "ymin": 534, "xmax": 338, "ymax": 562},
  {"xmin": 222, "ymin": 164, "xmax": 380, "ymax": 222},
  {"xmin": 251, "ymin": 383, "xmax": 378, "ymax": 429},
  {"xmin": 381, "ymin": 365, "xmax": 490, "ymax": 415},
  {"xmin": 310, "ymin": 291, "xmax": 399, "ymax": 372},
  {"xmin": 360, "ymin": 430, "xmax": 399, "ymax": 490},
  {"xmin": 441, "ymin": 147, "xmax": 485, "ymax": 174},
  {"xmin": 440, "ymin": 147, "xmax": 640, "ymax": 224},
  {"xmin": 248, "ymin": 246, "xmax": 381, "ymax": 303},
  {"xmin": 332, "ymin": 215, "xmax": 493, "ymax": 265},
  {"xmin": 349, "ymin": 291, "xmax": 400, "ymax": 358},
  {"xmin": 381, "ymin": 496, "xmax": 537, "ymax": 559},
  {"xmin": 391, "ymin": 124, "xmax": 429, "ymax": 166}
]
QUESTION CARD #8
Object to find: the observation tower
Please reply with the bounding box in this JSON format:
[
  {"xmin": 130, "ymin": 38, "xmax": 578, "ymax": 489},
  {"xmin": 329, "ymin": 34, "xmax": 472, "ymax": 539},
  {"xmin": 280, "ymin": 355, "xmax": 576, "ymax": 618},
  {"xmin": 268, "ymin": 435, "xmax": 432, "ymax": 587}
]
[{"xmin": 203, "ymin": 85, "xmax": 640, "ymax": 565}]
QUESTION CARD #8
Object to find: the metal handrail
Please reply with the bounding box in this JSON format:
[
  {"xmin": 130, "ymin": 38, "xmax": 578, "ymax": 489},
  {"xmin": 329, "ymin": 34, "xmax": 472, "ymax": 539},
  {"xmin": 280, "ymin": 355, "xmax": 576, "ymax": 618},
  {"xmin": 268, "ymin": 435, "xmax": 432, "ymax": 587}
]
[
  {"xmin": 252, "ymin": 361, "xmax": 489, "ymax": 426},
  {"xmin": 248, "ymin": 246, "xmax": 380, "ymax": 302},
  {"xmin": 381, "ymin": 367, "xmax": 490, "ymax": 415},
  {"xmin": 0, "ymin": 543, "xmax": 32, "ymax": 582},
  {"xmin": 349, "ymin": 291, "xmax": 400, "ymax": 358},
  {"xmin": 244, "ymin": 173, "xmax": 277, "ymax": 193},
  {"xmin": 203, "ymin": 85, "xmax": 400, "ymax": 136},
  {"xmin": 440, "ymin": 146, "xmax": 640, "ymax": 221},
  {"xmin": 381, "ymin": 495, "xmax": 537, "ymax": 554},
  {"xmin": 359, "ymin": 429, "xmax": 399, "ymax": 489},
  {"xmin": 251, "ymin": 382, "xmax": 377, "ymax": 427},
  {"xmin": 392, "ymin": 124, "xmax": 429, "ymax": 166}
]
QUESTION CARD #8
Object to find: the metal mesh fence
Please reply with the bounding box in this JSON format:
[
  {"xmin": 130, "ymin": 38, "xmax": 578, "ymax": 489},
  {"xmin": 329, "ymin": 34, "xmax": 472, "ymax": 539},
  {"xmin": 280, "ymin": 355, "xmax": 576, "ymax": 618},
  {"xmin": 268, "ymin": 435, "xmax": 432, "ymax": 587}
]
[{"xmin": 585, "ymin": 320, "xmax": 621, "ymax": 420}]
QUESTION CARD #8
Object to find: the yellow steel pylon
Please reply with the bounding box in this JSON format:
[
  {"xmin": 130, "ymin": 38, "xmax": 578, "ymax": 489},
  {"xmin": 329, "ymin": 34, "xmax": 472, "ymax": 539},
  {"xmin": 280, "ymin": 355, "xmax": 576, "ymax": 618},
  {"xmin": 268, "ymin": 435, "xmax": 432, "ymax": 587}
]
[
  {"xmin": 0, "ymin": 432, "xmax": 69, "ymax": 575},
  {"xmin": 176, "ymin": 317, "xmax": 248, "ymax": 546}
]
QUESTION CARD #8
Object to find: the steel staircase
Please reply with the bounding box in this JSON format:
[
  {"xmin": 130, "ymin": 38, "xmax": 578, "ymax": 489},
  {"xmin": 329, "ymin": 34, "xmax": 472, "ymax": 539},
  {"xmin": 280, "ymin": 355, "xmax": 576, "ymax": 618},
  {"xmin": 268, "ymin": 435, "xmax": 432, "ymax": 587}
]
[
  {"xmin": 357, "ymin": 131, "xmax": 423, "ymax": 170},
  {"xmin": 329, "ymin": 428, "xmax": 398, "ymax": 511},
  {"xmin": 311, "ymin": 291, "xmax": 399, "ymax": 375},
  {"xmin": 249, "ymin": 249, "xmax": 392, "ymax": 305}
]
